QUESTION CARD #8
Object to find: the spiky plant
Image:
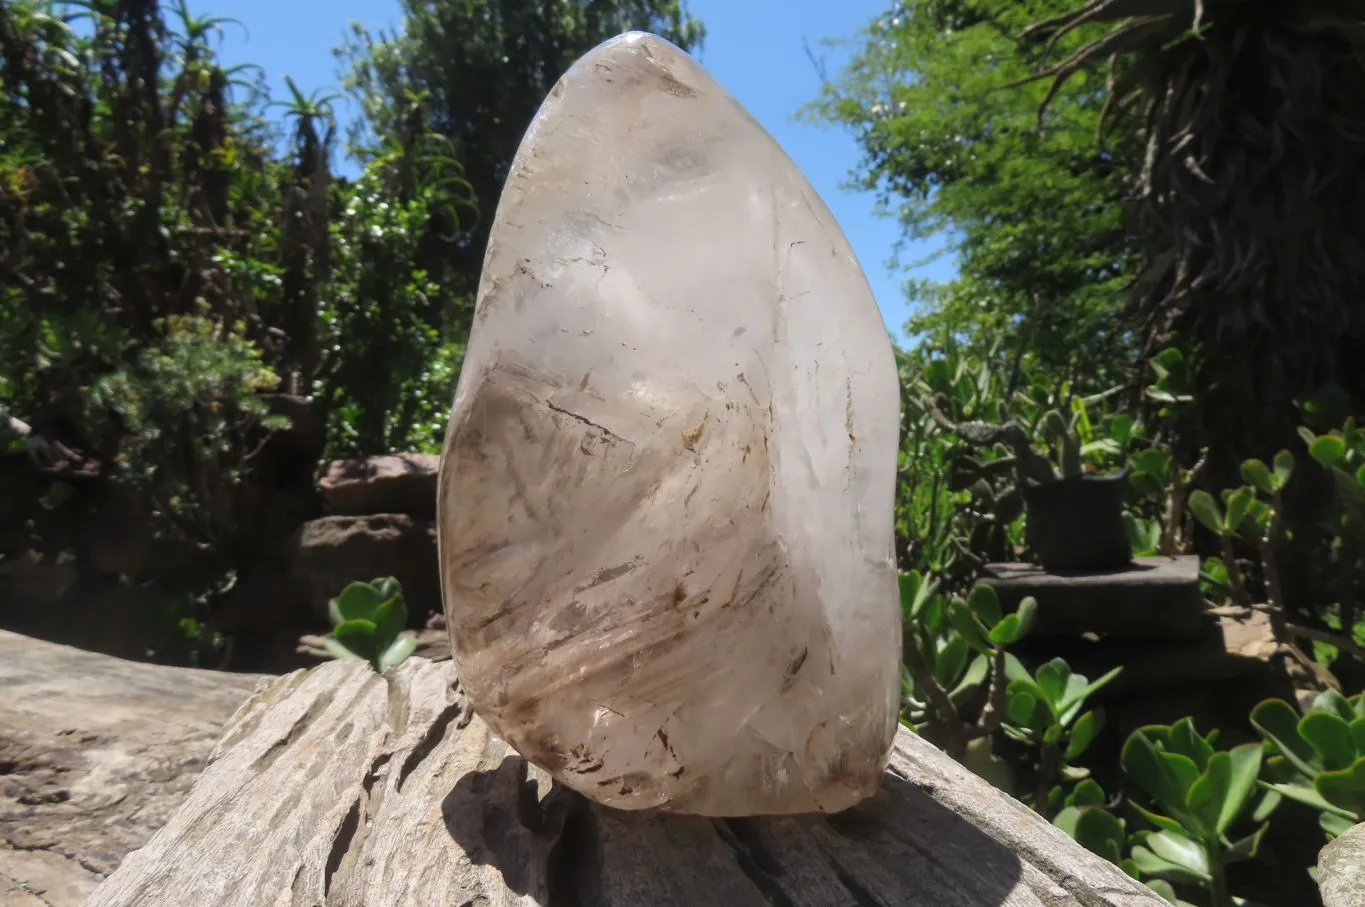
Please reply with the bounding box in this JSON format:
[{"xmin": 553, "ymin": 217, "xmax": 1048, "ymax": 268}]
[{"xmin": 1019, "ymin": 0, "xmax": 1365, "ymax": 489}]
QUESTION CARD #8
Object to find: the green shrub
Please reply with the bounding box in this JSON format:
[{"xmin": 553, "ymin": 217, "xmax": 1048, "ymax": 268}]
[
  {"xmin": 89, "ymin": 314, "xmax": 287, "ymax": 546},
  {"xmin": 1120, "ymin": 720, "xmax": 1267, "ymax": 904},
  {"xmin": 1251, "ymin": 692, "xmax": 1365, "ymax": 840}
]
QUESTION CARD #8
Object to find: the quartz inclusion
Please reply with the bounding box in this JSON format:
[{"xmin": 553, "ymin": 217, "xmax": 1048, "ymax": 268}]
[{"xmin": 438, "ymin": 31, "xmax": 901, "ymax": 816}]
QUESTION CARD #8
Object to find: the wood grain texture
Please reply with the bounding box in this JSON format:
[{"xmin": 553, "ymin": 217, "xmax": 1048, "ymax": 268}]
[
  {"xmin": 87, "ymin": 656, "xmax": 1167, "ymax": 907},
  {"xmin": 0, "ymin": 631, "xmax": 265, "ymax": 907}
]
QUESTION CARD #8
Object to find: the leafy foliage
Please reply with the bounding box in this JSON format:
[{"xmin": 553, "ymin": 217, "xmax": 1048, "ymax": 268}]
[
  {"xmin": 0, "ymin": 0, "xmax": 310, "ymax": 551},
  {"xmin": 1120, "ymin": 720, "xmax": 1267, "ymax": 903},
  {"xmin": 337, "ymin": 0, "xmax": 705, "ymax": 315},
  {"xmin": 5, "ymin": 3, "xmax": 1365, "ymax": 902},
  {"xmin": 803, "ymin": 1, "xmax": 1141, "ymax": 386},
  {"xmin": 1019, "ymin": 0, "xmax": 1365, "ymax": 482},
  {"xmin": 0, "ymin": 0, "xmax": 709, "ymax": 663},
  {"xmin": 894, "ymin": 339, "xmax": 1365, "ymax": 905},
  {"xmin": 323, "ymin": 0, "xmax": 705, "ymax": 452},
  {"xmin": 1251, "ymin": 692, "xmax": 1365, "ymax": 839},
  {"xmin": 88, "ymin": 314, "xmax": 287, "ymax": 546},
  {"xmin": 323, "ymin": 577, "xmax": 418, "ymax": 672},
  {"xmin": 898, "ymin": 573, "xmax": 1032, "ymax": 753},
  {"xmin": 320, "ymin": 151, "xmax": 472, "ymax": 454},
  {"xmin": 898, "ymin": 567, "xmax": 1125, "ymax": 812}
]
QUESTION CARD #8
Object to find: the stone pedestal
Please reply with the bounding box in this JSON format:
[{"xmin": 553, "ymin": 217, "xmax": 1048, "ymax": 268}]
[
  {"xmin": 982, "ymin": 559, "xmax": 1294, "ymax": 809},
  {"xmin": 980, "ymin": 556, "xmax": 1206, "ymax": 637}
]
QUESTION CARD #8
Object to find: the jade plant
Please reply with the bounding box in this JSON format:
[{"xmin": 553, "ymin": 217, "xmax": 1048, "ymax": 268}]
[
  {"xmin": 1251, "ymin": 692, "xmax": 1365, "ymax": 840},
  {"xmin": 1145, "ymin": 344, "xmax": 1195, "ymax": 409},
  {"xmin": 1189, "ymin": 446, "xmax": 1365, "ymax": 670},
  {"xmin": 900, "ymin": 574, "xmax": 1123, "ymax": 812},
  {"xmin": 1118, "ymin": 343, "xmax": 1206, "ymax": 561},
  {"xmin": 899, "ymin": 574, "xmax": 1036, "ymax": 765},
  {"xmin": 1119, "ymin": 719, "xmax": 1267, "ymax": 907},
  {"xmin": 1299, "ymin": 419, "xmax": 1365, "ymax": 636},
  {"xmin": 1187, "ymin": 453, "xmax": 1294, "ymax": 617},
  {"xmin": 1005, "ymin": 656, "xmax": 1122, "ymax": 810},
  {"xmin": 1299, "ymin": 417, "xmax": 1365, "ymax": 511},
  {"xmin": 1125, "ymin": 441, "xmax": 1209, "ymax": 559},
  {"xmin": 323, "ymin": 576, "xmax": 418, "ymax": 672},
  {"xmin": 1053, "ymin": 779, "xmax": 1130, "ymax": 870}
]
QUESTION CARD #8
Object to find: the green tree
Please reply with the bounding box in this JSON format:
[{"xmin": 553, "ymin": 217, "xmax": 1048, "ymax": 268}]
[
  {"xmin": 0, "ymin": 0, "xmax": 287, "ymax": 492},
  {"xmin": 320, "ymin": 139, "xmax": 473, "ymax": 455},
  {"xmin": 804, "ymin": 1, "xmax": 1141, "ymax": 389},
  {"xmin": 337, "ymin": 0, "xmax": 705, "ymax": 329},
  {"xmin": 0, "ymin": 0, "xmax": 483, "ymax": 595},
  {"xmin": 1018, "ymin": 0, "xmax": 1365, "ymax": 486}
]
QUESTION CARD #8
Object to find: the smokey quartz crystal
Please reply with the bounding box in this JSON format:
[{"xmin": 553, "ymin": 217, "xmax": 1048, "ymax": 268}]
[{"xmin": 437, "ymin": 31, "xmax": 901, "ymax": 816}]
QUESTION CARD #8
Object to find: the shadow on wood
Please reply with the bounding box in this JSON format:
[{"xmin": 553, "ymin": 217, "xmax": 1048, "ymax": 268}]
[
  {"xmin": 74, "ymin": 654, "xmax": 1165, "ymax": 906},
  {"xmin": 443, "ymin": 754, "xmax": 1033, "ymax": 906}
]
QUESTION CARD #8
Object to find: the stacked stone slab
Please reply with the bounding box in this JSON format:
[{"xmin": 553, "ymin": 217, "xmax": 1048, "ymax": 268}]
[
  {"xmin": 980, "ymin": 556, "xmax": 1292, "ymax": 744},
  {"xmin": 302, "ymin": 453, "xmax": 443, "ymax": 621},
  {"xmin": 212, "ymin": 452, "xmax": 445, "ymax": 672}
]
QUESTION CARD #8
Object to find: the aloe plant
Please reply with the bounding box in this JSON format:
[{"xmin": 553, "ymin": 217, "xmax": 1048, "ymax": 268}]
[
  {"xmin": 323, "ymin": 576, "xmax": 418, "ymax": 673},
  {"xmin": 1251, "ymin": 692, "xmax": 1365, "ymax": 841},
  {"xmin": 1119, "ymin": 719, "xmax": 1267, "ymax": 907}
]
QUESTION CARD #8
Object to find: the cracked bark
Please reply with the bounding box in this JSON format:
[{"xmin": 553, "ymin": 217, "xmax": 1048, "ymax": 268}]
[{"xmin": 79, "ymin": 653, "xmax": 1166, "ymax": 907}]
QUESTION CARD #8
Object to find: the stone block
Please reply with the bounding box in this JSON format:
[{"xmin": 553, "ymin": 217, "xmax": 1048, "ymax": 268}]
[
  {"xmin": 981, "ymin": 556, "xmax": 1206, "ymax": 638},
  {"xmin": 319, "ymin": 454, "xmax": 438, "ymax": 518},
  {"xmin": 290, "ymin": 514, "xmax": 440, "ymax": 624}
]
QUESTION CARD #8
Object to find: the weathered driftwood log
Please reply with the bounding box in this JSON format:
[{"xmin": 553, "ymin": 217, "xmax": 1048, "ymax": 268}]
[
  {"xmin": 87, "ymin": 656, "xmax": 1165, "ymax": 907},
  {"xmin": 0, "ymin": 630, "xmax": 265, "ymax": 906},
  {"xmin": 1320, "ymin": 823, "xmax": 1365, "ymax": 907}
]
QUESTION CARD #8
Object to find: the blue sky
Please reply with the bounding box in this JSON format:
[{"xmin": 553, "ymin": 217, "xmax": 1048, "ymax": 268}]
[{"xmin": 215, "ymin": 0, "xmax": 955, "ymax": 339}]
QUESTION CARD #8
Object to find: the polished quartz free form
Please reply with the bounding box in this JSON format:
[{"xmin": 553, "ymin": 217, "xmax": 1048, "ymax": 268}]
[{"xmin": 437, "ymin": 32, "xmax": 901, "ymax": 816}]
